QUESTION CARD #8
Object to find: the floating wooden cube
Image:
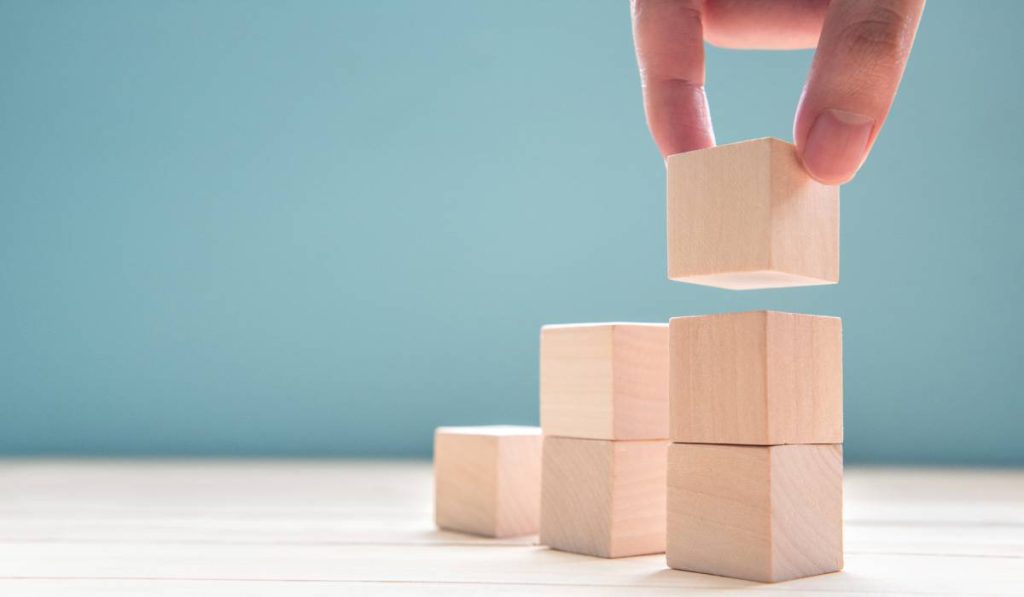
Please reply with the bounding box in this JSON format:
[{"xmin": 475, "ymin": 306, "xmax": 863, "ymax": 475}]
[
  {"xmin": 667, "ymin": 138, "xmax": 839, "ymax": 290},
  {"xmin": 434, "ymin": 426, "xmax": 542, "ymax": 538},
  {"xmin": 670, "ymin": 311, "xmax": 842, "ymax": 445},
  {"xmin": 540, "ymin": 436, "xmax": 667, "ymax": 558},
  {"xmin": 540, "ymin": 323, "xmax": 668, "ymax": 440},
  {"xmin": 667, "ymin": 443, "xmax": 843, "ymax": 582}
]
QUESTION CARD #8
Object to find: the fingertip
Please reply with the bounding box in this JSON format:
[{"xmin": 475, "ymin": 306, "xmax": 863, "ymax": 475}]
[
  {"xmin": 647, "ymin": 80, "xmax": 716, "ymax": 159},
  {"xmin": 798, "ymin": 108, "xmax": 874, "ymax": 185}
]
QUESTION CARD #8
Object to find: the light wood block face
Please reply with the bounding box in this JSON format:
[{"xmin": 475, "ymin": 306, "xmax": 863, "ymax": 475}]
[
  {"xmin": 540, "ymin": 323, "xmax": 669, "ymax": 440},
  {"xmin": 667, "ymin": 138, "xmax": 839, "ymax": 290},
  {"xmin": 540, "ymin": 436, "xmax": 667, "ymax": 558},
  {"xmin": 670, "ymin": 310, "xmax": 842, "ymax": 445},
  {"xmin": 667, "ymin": 443, "xmax": 844, "ymax": 583},
  {"xmin": 434, "ymin": 426, "xmax": 542, "ymax": 538}
]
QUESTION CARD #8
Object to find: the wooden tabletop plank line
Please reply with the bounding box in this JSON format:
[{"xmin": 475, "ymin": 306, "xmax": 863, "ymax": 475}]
[
  {"xmin": 0, "ymin": 575, "xmax": 1006, "ymax": 596},
  {"xmin": 0, "ymin": 538, "xmax": 1021, "ymax": 560}
]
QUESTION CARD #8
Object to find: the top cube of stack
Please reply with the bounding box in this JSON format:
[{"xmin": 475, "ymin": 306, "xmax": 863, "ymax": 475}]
[
  {"xmin": 670, "ymin": 311, "xmax": 843, "ymax": 445},
  {"xmin": 540, "ymin": 323, "xmax": 669, "ymax": 440},
  {"xmin": 667, "ymin": 137, "xmax": 839, "ymax": 290}
]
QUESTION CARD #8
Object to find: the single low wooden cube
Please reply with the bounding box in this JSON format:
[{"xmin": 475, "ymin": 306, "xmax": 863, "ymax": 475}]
[
  {"xmin": 540, "ymin": 323, "xmax": 669, "ymax": 440},
  {"xmin": 667, "ymin": 443, "xmax": 844, "ymax": 582},
  {"xmin": 434, "ymin": 426, "xmax": 542, "ymax": 538},
  {"xmin": 540, "ymin": 436, "xmax": 667, "ymax": 558},
  {"xmin": 667, "ymin": 137, "xmax": 839, "ymax": 290},
  {"xmin": 670, "ymin": 310, "xmax": 842, "ymax": 445}
]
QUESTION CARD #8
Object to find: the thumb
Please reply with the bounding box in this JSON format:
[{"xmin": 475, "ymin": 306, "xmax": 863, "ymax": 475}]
[{"xmin": 794, "ymin": 0, "xmax": 925, "ymax": 184}]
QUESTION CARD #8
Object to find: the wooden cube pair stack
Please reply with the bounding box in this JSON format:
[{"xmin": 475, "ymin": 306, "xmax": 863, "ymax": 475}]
[
  {"xmin": 667, "ymin": 311, "xmax": 844, "ymax": 582},
  {"xmin": 538, "ymin": 323, "xmax": 670, "ymax": 558},
  {"xmin": 665, "ymin": 138, "xmax": 844, "ymax": 582}
]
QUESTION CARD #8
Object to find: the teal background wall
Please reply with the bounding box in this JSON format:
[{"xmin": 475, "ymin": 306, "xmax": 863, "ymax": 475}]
[{"xmin": 2, "ymin": 1, "xmax": 1022, "ymax": 464}]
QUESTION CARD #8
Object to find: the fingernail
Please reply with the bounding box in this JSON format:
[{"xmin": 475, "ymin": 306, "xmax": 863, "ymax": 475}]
[{"xmin": 801, "ymin": 109, "xmax": 875, "ymax": 184}]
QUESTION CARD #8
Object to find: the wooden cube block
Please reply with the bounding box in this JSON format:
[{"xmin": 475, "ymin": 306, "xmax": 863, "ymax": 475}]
[
  {"xmin": 670, "ymin": 310, "xmax": 842, "ymax": 445},
  {"xmin": 667, "ymin": 443, "xmax": 843, "ymax": 582},
  {"xmin": 540, "ymin": 436, "xmax": 667, "ymax": 558},
  {"xmin": 667, "ymin": 138, "xmax": 839, "ymax": 290},
  {"xmin": 540, "ymin": 323, "xmax": 668, "ymax": 440},
  {"xmin": 434, "ymin": 426, "xmax": 542, "ymax": 537}
]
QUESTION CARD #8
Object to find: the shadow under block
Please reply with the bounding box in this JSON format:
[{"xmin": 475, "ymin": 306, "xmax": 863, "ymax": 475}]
[
  {"xmin": 670, "ymin": 310, "xmax": 842, "ymax": 445},
  {"xmin": 434, "ymin": 426, "xmax": 542, "ymax": 538},
  {"xmin": 667, "ymin": 443, "xmax": 844, "ymax": 583},
  {"xmin": 667, "ymin": 138, "xmax": 839, "ymax": 290},
  {"xmin": 540, "ymin": 323, "xmax": 669, "ymax": 440},
  {"xmin": 540, "ymin": 436, "xmax": 667, "ymax": 558}
]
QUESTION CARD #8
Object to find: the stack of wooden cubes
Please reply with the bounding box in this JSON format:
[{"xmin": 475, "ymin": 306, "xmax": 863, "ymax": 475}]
[
  {"xmin": 664, "ymin": 138, "xmax": 844, "ymax": 582},
  {"xmin": 537, "ymin": 323, "xmax": 670, "ymax": 558},
  {"xmin": 432, "ymin": 137, "xmax": 846, "ymax": 584},
  {"xmin": 666, "ymin": 311, "xmax": 844, "ymax": 582}
]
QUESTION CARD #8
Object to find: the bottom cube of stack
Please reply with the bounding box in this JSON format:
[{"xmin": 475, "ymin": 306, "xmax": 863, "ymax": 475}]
[
  {"xmin": 540, "ymin": 436, "xmax": 667, "ymax": 558},
  {"xmin": 667, "ymin": 443, "xmax": 843, "ymax": 582}
]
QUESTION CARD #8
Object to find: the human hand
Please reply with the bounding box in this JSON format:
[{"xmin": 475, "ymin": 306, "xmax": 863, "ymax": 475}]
[{"xmin": 631, "ymin": 0, "xmax": 925, "ymax": 184}]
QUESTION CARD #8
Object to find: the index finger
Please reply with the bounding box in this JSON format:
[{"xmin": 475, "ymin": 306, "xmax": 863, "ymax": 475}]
[{"xmin": 631, "ymin": 0, "xmax": 715, "ymax": 158}]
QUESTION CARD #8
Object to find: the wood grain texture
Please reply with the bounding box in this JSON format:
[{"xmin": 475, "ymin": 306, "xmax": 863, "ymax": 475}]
[
  {"xmin": 540, "ymin": 323, "xmax": 669, "ymax": 440},
  {"xmin": 434, "ymin": 426, "xmax": 542, "ymax": 538},
  {"xmin": 0, "ymin": 460, "xmax": 1021, "ymax": 595},
  {"xmin": 540, "ymin": 437, "xmax": 667, "ymax": 558},
  {"xmin": 667, "ymin": 443, "xmax": 843, "ymax": 583},
  {"xmin": 670, "ymin": 310, "xmax": 843, "ymax": 445},
  {"xmin": 667, "ymin": 137, "xmax": 839, "ymax": 290}
]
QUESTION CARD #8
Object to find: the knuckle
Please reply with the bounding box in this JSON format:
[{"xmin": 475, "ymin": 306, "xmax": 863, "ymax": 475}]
[
  {"xmin": 835, "ymin": 6, "xmax": 911, "ymax": 60},
  {"xmin": 675, "ymin": 5, "xmax": 702, "ymax": 25}
]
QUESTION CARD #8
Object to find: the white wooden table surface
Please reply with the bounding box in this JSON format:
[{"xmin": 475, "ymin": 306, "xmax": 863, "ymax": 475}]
[{"xmin": 0, "ymin": 460, "xmax": 1021, "ymax": 596}]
